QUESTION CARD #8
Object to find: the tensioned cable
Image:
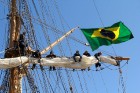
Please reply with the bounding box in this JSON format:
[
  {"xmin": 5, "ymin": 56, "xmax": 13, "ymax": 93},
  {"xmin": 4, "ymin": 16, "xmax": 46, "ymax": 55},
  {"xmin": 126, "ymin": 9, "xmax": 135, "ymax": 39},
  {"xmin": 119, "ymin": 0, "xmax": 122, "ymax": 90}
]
[
  {"xmin": 31, "ymin": 0, "xmax": 52, "ymax": 49},
  {"xmin": 54, "ymin": 0, "xmax": 74, "ymax": 56},
  {"xmin": 51, "ymin": 0, "xmax": 81, "ymax": 88},
  {"xmin": 65, "ymin": 69, "xmax": 78, "ymax": 93},
  {"xmin": 41, "ymin": 70, "xmax": 51, "ymax": 93},
  {"xmin": 119, "ymin": 74, "xmax": 126, "ymax": 93},
  {"xmin": 0, "ymin": 0, "xmax": 46, "ymax": 92},
  {"xmin": 57, "ymin": 69, "xmax": 69, "ymax": 93},
  {"xmin": 30, "ymin": 0, "xmax": 85, "ymax": 91},
  {"xmin": 44, "ymin": 69, "xmax": 57, "ymax": 93},
  {"xmin": 82, "ymin": 71, "xmax": 89, "ymax": 93},
  {"xmin": 22, "ymin": 73, "xmax": 28, "ymax": 93},
  {"xmin": 118, "ymin": 64, "xmax": 128, "ymax": 93},
  {"xmin": 56, "ymin": 70, "xmax": 68, "ymax": 93},
  {"xmin": 91, "ymin": 1, "xmax": 128, "ymax": 92},
  {"xmin": 92, "ymin": 0, "xmax": 118, "ymax": 56},
  {"xmin": 86, "ymin": 70, "xmax": 98, "ymax": 93},
  {"xmin": 92, "ymin": 0, "xmax": 104, "ymax": 27},
  {"xmin": 99, "ymin": 71, "xmax": 109, "ymax": 93},
  {"xmin": 76, "ymin": 71, "xmax": 85, "ymax": 93},
  {"xmin": 51, "ymin": 0, "xmax": 65, "ymax": 57},
  {"xmin": 101, "ymin": 61, "xmax": 128, "ymax": 71},
  {"xmin": 29, "ymin": 16, "xmax": 86, "ymax": 45},
  {"xmin": 26, "ymin": 0, "xmax": 40, "ymax": 50}
]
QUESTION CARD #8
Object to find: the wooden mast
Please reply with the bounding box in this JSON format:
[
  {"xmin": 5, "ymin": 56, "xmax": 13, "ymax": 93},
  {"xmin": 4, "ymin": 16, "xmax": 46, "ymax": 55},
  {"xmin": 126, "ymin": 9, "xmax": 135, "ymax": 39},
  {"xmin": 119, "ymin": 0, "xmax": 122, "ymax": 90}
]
[{"xmin": 9, "ymin": 0, "xmax": 21, "ymax": 93}]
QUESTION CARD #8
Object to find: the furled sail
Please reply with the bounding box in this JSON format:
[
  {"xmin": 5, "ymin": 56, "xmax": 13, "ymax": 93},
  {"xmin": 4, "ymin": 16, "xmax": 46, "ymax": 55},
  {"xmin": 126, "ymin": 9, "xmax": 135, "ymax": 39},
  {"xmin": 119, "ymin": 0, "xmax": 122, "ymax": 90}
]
[
  {"xmin": 0, "ymin": 56, "xmax": 28, "ymax": 69},
  {"xmin": 0, "ymin": 55, "xmax": 118, "ymax": 69}
]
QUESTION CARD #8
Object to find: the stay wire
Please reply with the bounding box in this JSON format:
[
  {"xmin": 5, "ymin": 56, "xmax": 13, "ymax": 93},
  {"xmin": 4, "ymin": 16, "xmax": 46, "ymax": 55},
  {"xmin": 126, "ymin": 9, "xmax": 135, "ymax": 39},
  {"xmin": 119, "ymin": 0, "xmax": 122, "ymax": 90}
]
[
  {"xmin": 101, "ymin": 60, "xmax": 128, "ymax": 71},
  {"xmin": 87, "ymin": 70, "xmax": 98, "ymax": 93},
  {"xmin": 56, "ymin": 70, "xmax": 69, "ymax": 93},
  {"xmin": 76, "ymin": 71, "xmax": 85, "ymax": 93},
  {"xmin": 119, "ymin": 74, "xmax": 126, "ymax": 93},
  {"xmin": 41, "ymin": 70, "xmax": 52, "ymax": 93},
  {"xmin": 54, "ymin": 0, "xmax": 73, "ymax": 56},
  {"xmin": 92, "ymin": 0, "xmax": 104, "ymax": 27},
  {"xmin": 56, "ymin": 70, "xmax": 67, "ymax": 93},
  {"xmin": 92, "ymin": 0, "xmax": 118, "ymax": 56},
  {"xmin": 44, "ymin": 69, "xmax": 57, "ymax": 93},
  {"xmin": 99, "ymin": 71, "xmax": 109, "ymax": 93},
  {"xmin": 82, "ymin": 71, "xmax": 89, "ymax": 93}
]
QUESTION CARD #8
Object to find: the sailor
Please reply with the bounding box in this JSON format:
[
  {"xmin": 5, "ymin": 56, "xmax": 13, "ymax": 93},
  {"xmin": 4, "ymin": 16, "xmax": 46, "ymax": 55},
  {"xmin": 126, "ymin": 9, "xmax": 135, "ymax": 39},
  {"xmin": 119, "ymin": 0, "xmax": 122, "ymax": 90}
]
[
  {"xmin": 94, "ymin": 52, "xmax": 102, "ymax": 71},
  {"xmin": 46, "ymin": 51, "xmax": 56, "ymax": 58},
  {"xmin": 13, "ymin": 40, "xmax": 18, "ymax": 49},
  {"xmin": 32, "ymin": 50, "xmax": 41, "ymax": 58},
  {"xmin": 31, "ymin": 50, "xmax": 44, "ymax": 70},
  {"xmin": 73, "ymin": 50, "xmax": 82, "ymax": 62},
  {"xmin": 83, "ymin": 51, "xmax": 91, "ymax": 71},
  {"xmin": 18, "ymin": 32, "xmax": 27, "ymax": 56},
  {"xmin": 72, "ymin": 50, "xmax": 82, "ymax": 71},
  {"xmin": 46, "ymin": 51, "xmax": 56, "ymax": 70},
  {"xmin": 83, "ymin": 51, "xmax": 91, "ymax": 57},
  {"xmin": 19, "ymin": 32, "xmax": 26, "ymax": 41}
]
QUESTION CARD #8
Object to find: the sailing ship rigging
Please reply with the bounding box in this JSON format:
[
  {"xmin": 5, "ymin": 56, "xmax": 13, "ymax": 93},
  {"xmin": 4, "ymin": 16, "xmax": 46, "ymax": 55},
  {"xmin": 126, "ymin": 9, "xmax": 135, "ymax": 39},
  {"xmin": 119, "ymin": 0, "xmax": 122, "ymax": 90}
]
[{"xmin": 0, "ymin": 0, "xmax": 133, "ymax": 93}]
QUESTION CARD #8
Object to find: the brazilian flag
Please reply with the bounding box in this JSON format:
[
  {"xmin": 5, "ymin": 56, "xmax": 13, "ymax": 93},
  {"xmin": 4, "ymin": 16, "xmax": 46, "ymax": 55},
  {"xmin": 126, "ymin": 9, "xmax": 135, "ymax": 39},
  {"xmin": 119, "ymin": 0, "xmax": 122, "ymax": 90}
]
[{"xmin": 81, "ymin": 21, "xmax": 134, "ymax": 51}]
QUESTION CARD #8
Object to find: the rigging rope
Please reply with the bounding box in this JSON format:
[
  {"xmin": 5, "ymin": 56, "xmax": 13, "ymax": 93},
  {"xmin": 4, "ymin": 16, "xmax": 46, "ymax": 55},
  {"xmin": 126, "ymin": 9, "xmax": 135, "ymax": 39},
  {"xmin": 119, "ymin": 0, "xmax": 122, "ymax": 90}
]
[
  {"xmin": 82, "ymin": 71, "xmax": 89, "ymax": 93},
  {"xmin": 25, "ymin": 68, "xmax": 40, "ymax": 93},
  {"xmin": 32, "ymin": 0, "xmax": 52, "ymax": 50},
  {"xmin": 76, "ymin": 71, "xmax": 85, "ymax": 93},
  {"xmin": 44, "ymin": 69, "xmax": 57, "ymax": 93},
  {"xmin": 119, "ymin": 73, "xmax": 127, "ymax": 93},
  {"xmin": 99, "ymin": 71, "xmax": 109, "ymax": 93},
  {"xmin": 92, "ymin": 0, "xmax": 104, "ymax": 26},
  {"xmin": 92, "ymin": 0, "xmax": 118, "ymax": 57},
  {"xmin": 29, "ymin": 15, "xmax": 87, "ymax": 46},
  {"xmin": 0, "ymin": 69, "xmax": 10, "ymax": 93},
  {"xmin": 21, "ymin": 0, "xmax": 40, "ymax": 50},
  {"xmin": 102, "ymin": 60, "xmax": 128, "ymax": 71},
  {"xmin": 118, "ymin": 63, "xmax": 128, "ymax": 93},
  {"xmin": 42, "ymin": 71, "xmax": 55, "ymax": 93},
  {"xmin": 0, "ymin": 1, "xmax": 130, "ymax": 93},
  {"xmin": 87, "ymin": 70, "xmax": 98, "ymax": 93},
  {"xmin": 57, "ymin": 70, "xmax": 69, "ymax": 93}
]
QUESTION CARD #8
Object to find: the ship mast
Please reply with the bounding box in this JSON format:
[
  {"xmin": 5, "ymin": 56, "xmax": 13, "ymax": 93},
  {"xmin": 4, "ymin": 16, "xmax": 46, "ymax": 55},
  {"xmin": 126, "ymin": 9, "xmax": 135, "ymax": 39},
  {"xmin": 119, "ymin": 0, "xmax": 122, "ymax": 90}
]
[{"xmin": 9, "ymin": 0, "xmax": 21, "ymax": 93}]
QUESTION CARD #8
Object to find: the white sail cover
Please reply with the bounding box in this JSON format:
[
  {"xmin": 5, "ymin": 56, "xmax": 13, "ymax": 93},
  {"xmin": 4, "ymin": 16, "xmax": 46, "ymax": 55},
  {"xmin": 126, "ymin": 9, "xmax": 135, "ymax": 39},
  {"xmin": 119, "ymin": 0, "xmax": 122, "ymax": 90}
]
[
  {"xmin": 0, "ymin": 55, "xmax": 117, "ymax": 69},
  {"xmin": 31, "ymin": 55, "xmax": 98, "ymax": 69},
  {"xmin": 0, "ymin": 56, "xmax": 28, "ymax": 69},
  {"xmin": 100, "ymin": 56, "xmax": 118, "ymax": 65}
]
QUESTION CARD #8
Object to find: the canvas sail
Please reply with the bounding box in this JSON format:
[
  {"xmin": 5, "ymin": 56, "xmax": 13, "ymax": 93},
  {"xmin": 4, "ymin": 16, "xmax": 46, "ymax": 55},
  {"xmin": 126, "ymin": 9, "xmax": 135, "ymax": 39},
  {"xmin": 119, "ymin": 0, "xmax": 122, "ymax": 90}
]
[{"xmin": 0, "ymin": 55, "xmax": 118, "ymax": 69}]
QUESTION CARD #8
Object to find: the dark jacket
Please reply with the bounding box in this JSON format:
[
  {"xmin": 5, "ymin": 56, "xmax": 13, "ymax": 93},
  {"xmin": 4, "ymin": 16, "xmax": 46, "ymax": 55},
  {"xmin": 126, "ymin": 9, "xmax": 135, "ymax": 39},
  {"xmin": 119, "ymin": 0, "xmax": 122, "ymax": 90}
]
[
  {"xmin": 94, "ymin": 53, "xmax": 101, "ymax": 61},
  {"xmin": 46, "ymin": 53, "xmax": 56, "ymax": 58},
  {"xmin": 83, "ymin": 52, "xmax": 91, "ymax": 57},
  {"xmin": 32, "ymin": 51, "xmax": 41, "ymax": 58}
]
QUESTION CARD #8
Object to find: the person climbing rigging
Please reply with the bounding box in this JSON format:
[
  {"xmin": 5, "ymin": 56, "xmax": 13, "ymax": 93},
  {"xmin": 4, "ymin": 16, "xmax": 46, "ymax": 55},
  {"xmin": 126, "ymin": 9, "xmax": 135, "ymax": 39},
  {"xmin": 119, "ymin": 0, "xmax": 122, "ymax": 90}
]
[
  {"xmin": 83, "ymin": 50, "xmax": 91, "ymax": 71},
  {"xmin": 18, "ymin": 32, "xmax": 27, "ymax": 56},
  {"xmin": 32, "ymin": 50, "xmax": 41, "ymax": 58},
  {"xmin": 31, "ymin": 50, "xmax": 44, "ymax": 70},
  {"xmin": 94, "ymin": 52, "xmax": 102, "ymax": 71},
  {"xmin": 46, "ymin": 51, "xmax": 56, "ymax": 70},
  {"xmin": 83, "ymin": 50, "xmax": 91, "ymax": 57},
  {"xmin": 72, "ymin": 50, "xmax": 82, "ymax": 71},
  {"xmin": 73, "ymin": 50, "xmax": 82, "ymax": 62},
  {"xmin": 46, "ymin": 51, "xmax": 56, "ymax": 58}
]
